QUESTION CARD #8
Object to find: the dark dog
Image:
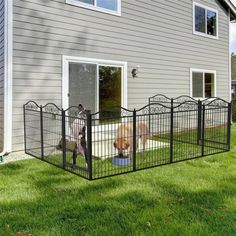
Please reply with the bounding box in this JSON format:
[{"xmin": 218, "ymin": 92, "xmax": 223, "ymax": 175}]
[{"xmin": 71, "ymin": 104, "xmax": 88, "ymax": 167}]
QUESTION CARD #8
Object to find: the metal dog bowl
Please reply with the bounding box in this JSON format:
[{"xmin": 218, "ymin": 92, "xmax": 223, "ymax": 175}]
[{"xmin": 112, "ymin": 155, "xmax": 130, "ymax": 166}]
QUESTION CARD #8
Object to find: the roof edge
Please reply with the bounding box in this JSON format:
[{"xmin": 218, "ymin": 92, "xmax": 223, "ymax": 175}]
[{"xmin": 222, "ymin": 0, "xmax": 236, "ymax": 20}]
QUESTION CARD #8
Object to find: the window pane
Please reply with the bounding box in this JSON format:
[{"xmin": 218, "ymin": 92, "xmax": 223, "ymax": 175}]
[
  {"xmin": 77, "ymin": 0, "xmax": 94, "ymax": 5},
  {"xmin": 69, "ymin": 63, "xmax": 97, "ymax": 113},
  {"xmin": 97, "ymin": 0, "xmax": 118, "ymax": 11},
  {"xmin": 205, "ymin": 73, "xmax": 214, "ymax": 97},
  {"xmin": 207, "ymin": 10, "xmax": 217, "ymax": 36},
  {"xmin": 195, "ymin": 6, "xmax": 206, "ymax": 33},
  {"xmin": 99, "ymin": 66, "xmax": 121, "ymax": 120},
  {"xmin": 192, "ymin": 72, "xmax": 203, "ymax": 97}
]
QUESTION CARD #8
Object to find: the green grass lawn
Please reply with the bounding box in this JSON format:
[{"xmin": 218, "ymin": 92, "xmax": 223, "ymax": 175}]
[{"xmin": 0, "ymin": 128, "xmax": 236, "ymax": 235}]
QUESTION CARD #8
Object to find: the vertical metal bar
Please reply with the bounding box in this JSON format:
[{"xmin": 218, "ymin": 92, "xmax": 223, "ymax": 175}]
[
  {"xmin": 170, "ymin": 98, "xmax": 174, "ymax": 163},
  {"xmin": 86, "ymin": 110, "xmax": 93, "ymax": 180},
  {"xmin": 197, "ymin": 100, "xmax": 202, "ymax": 145},
  {"xmin": 227, "ymin": 102, "xmax": 232, "ymax": 150},
  {"xmin": 133, "ymin": 109, "xmax": 137, "ymax": 171},
  {"xmin": 202, "ymin": 105, "xmax": 205, "ymax": 156},
  {"xmin": 40, "ymin": 105, "xmax": 44, "ymax": 160},
  {"xmin": 148, "ymin": 98, "xmax": 151, "ymax": 130},
  {"xmin": 62, "ymin": 109, "xmax": 66, "ymax": 168},
  {"xmin": 23, "ymin": 104, "xmax": 27, "ymax": 153}
]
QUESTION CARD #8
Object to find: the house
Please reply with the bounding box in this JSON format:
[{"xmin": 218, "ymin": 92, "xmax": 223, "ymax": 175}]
[
  {"xmin": 231, "ymin": 54, "xmax": 236, "ymax": 97},
  {"xmin": 1, "ymin": 0, "xmax": 236, "ymax": 157}
]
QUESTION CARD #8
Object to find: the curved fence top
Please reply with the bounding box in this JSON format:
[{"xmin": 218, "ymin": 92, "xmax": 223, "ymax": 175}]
[
  {"xmin": 149, "ymin": 94, "xmax": 229, "ymax": 107},
  {"xmin": 24, "ymin": 95, "xmax": 230, "ymax": 117},
  {"xmin": 202, "ymin": 97, "xmax": 229, "ymax": 107},
  {"xmin": 24, "ymin": 101, "xmax": 41, "ymax": 111},
  {"xmin": 42, "ymin": 103, "xmax": 62, "ymax": 113}
]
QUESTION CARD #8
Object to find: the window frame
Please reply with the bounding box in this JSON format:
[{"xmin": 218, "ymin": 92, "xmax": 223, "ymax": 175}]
[
  {"xmin": 66, "ymin": 0, "xmax": 121, "ymax": 16},
  {"xmin": 193, "ymin": 2, "xmax": 219, "ymax": 39},
  {"xmin": 190, "ymin": 68, "xmax": 217, "ymax": 99}
]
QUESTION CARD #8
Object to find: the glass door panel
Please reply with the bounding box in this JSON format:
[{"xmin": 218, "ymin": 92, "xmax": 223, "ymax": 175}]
[
  {"xmin": 99, "ymin": 65, "xmax": 121, "ymax": 121},
  {"xmin": 69, "ymin": 62, "xmax": 97, "ymax": 113}
]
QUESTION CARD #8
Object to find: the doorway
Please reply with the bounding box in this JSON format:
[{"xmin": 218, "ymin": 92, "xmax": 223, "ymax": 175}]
[{"xmin": 62, "ymin": 56, "xmax": 127, "ymax": 116}]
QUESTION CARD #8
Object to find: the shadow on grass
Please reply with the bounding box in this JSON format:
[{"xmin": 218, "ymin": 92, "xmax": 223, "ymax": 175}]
[{"xmin": 0, "ymin": 161, "xmax": 235, "ymax": 236}]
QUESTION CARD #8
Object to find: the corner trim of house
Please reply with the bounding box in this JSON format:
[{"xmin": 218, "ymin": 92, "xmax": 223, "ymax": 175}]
[
  {"xmin": 229, "ymin": 8, "xmax": 232, "ymax": 102},
  {"xmin": 1, "ymin": 0, "xmax": 13, "ymax": 155}
]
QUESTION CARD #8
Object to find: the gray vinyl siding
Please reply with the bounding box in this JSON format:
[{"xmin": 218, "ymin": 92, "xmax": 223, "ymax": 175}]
[
  {"xmin": 0, "ymin": 0, "xmax": 4, "ymax": 152},
  {"xmin": 12, "ymin": 0, "xmax": 230, "ymax": 151}
]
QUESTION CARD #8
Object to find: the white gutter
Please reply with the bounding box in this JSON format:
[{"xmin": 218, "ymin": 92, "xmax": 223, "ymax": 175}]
[
  {"xmin": 223, "ymin": 0, "xmax": 236, "ymax": 20},
  {"xmin": 0, "ymin": 0, "xmax": 13, "ymax": 157}
]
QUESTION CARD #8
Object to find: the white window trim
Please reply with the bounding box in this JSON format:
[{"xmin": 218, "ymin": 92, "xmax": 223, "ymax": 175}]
[
  {"xmin": 190, "ymin": 68, "xmax": 217, "ymax": 99},
  {"xmin": 66, "ymin": 0, "xmax": 121, "ymax": 16},
  {"xmin": 193, "ymin": 2, "xmax": 219, "ymax": 40},
  {"xmin": 62, "ymin": 56, "xmax": 127, "ymax": 111}
]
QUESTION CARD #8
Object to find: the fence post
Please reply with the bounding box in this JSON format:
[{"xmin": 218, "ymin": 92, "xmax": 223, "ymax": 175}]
[
  {"xmin": 227, "ymin": 102, "xmax": 232, "ymax": 150},
  {"xmin": 197, "ymin": 100, "xmax": 202, "ymax": 145},
  {"xmin": 170, "ymin": 98, "xmax": 174, "ymax": 163},
  {"xmin": 23, "ymin": 104, "xmax": 27, "ymax": 154},
  {"xmin": 148, "ymin": 98, "xmax": 151, "ymax": 131},
  {"xmin": 201, "ymin": 105, "xmax": 205, "ymax": 156},
  {"xmin": 62, "ymin": 109, "xmax": 66, "ymax": 168},
  {"xmin": 133, "ymin": 109, "xmax": 137, "ymax": 171},
  {"xmin": 40, "ymin": 105, "xmax": 44, "ymax": 160},
  {"xmin": 86, "ymin": 110, "xmax": 93, "ymax": 180}
]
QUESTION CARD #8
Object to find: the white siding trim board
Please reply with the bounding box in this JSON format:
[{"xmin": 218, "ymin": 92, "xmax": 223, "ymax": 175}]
[{"xmin": 0, "ymin": 0, "xmax": 13, "ymax": 155}]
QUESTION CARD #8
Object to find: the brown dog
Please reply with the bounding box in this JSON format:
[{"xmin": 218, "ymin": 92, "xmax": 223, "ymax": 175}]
[{"xmin": 113, "ymin": 122, "xmax": 149, "ymax": 158}]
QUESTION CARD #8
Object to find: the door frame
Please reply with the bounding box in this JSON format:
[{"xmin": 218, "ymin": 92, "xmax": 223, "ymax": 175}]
[{"xmin": 62, "ymin": 56, "xmax": 128, "ymax": 111}]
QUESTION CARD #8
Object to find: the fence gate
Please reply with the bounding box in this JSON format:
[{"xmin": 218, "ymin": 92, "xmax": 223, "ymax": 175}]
[
  {"xmin": 172, "ymin": 99, "xmax": 201, "ymax": 162},
  {"xmin": 201, "ymin": 99, "xmax": 231, "ymax": 155}
]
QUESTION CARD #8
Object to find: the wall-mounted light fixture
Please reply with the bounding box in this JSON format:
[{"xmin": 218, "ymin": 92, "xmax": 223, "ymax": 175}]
[{"xmin": 131, "ymin": 65, "xmax": 140, "ymax": 78}]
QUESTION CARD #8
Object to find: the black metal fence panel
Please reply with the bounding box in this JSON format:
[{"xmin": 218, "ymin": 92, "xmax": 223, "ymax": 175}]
[
  {"xmin": 24, "ymin": 95, "xmax": 231, "ymax": 180},
  {"xmin": 232, "ymin": 99, "xmax": 236, "ymax": 122}
]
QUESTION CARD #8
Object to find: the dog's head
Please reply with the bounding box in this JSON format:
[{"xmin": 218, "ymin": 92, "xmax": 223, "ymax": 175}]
[
  {"xmin": 78, "ymin": 104, "xmax": 87, "ymax": 120},
  {"xmin": 113, "ymin": 138, "xmax": 129, "ymax": 156}
]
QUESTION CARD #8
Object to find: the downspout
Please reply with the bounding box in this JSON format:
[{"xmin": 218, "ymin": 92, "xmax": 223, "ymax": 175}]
[
  {"xmin": 0, "ymin": 0, "xmax": 13, "ymax": 159},
  {"xmin": 229, "ymin": 8, "xmax": 232, "ymax": 102}
]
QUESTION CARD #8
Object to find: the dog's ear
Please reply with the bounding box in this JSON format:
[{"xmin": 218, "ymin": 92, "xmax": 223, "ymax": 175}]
[{"xmin": 113, "ymin": 142, "xmax": 117, "ymax": 148}]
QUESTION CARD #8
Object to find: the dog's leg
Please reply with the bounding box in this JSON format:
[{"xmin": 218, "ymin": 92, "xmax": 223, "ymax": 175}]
[{"xmin": 72, "ymin": 145, "xmax": 77, "ymax": 165}]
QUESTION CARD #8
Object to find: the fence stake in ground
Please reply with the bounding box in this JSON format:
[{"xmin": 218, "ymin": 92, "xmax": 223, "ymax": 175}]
[
  {"xmin": 61, "ymin": 109, "xmax": 66, "ymax": 169},
  {"xmin": 23, "ymin": 104, "xmax": 27, "ymax": 155},
  {"xmin": 170, "ymin": 98, "xmax": 174, "ymax": 163},
  {"xmin": 201, "ymin": 105, "xmax": 206, "ymax": 156},
  {"xmin": 197, "ymin": 100, "xmax": 202, "ymax": 145},
  {"xmin": 86, "ymin": 110, "xmax": 93, "ymax": 180},
  {"xmin": 133, "ymin": 109, "xmax": 137, "ymax": 171},
  {"xmin": 40, "ymin": 105, "xmax": 44, "ymax": 160},
  {"xmin": 227, "ymin": 102, "xmax": 232, "ymax": 150}
]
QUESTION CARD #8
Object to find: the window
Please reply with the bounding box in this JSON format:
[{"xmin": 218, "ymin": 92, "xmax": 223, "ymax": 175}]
[
  {"xmin": 193, "ymin": 3, "xmax": 218, "ymax": 38},
  {"xmin": 66, "ymin": 0, "xmax": 121, "ymax": 16},
  {"xmin": 191, "ymin": 69, "xmax": 216, "ymax": 98}
]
